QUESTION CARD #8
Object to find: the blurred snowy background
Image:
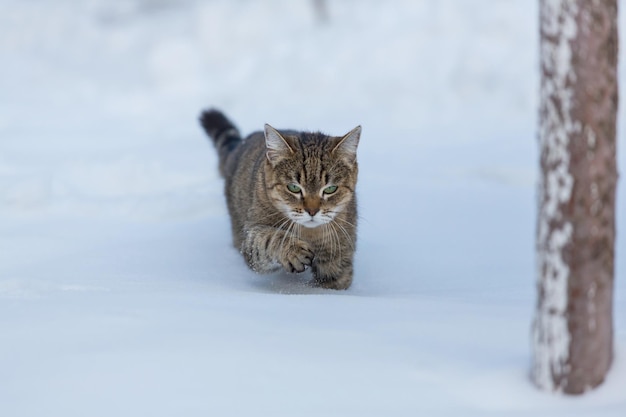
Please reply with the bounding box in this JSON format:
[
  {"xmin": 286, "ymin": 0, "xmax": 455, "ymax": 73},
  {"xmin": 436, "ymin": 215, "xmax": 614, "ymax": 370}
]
[{"xmin": 0, "ymin": 1, "xmax": 624, "ymax": 416}]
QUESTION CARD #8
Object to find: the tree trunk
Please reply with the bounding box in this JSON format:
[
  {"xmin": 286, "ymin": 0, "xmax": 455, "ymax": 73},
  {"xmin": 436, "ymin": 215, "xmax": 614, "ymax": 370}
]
[{"xmin": 532, "ymin": 0, "xmax": 618, "ymax": 394}]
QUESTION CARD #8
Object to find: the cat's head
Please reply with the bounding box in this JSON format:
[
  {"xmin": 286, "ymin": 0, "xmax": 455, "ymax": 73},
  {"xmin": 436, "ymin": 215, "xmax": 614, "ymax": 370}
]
[{"xmin": 263, "ymin": 124, "xmax": 360, "ymax": 228}]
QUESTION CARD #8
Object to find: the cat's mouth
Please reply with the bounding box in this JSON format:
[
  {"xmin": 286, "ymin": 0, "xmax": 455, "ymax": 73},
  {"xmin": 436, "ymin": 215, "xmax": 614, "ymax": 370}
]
[
  {"xmin": 301, "ymin": 218, "xmax": 323, "ymax": 228},
  {"xmin": 290, "ymin": 214, "xmax": 328, "ymax": 229}
]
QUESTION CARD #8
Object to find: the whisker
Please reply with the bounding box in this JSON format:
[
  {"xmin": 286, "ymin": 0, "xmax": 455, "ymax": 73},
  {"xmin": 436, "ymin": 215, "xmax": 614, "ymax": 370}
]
[
  {"xmin": 328, "ymin": 222, "xmax": 341, "ymax": 259},
  {"xmin": 333, "ymin": 221, "xmax": 355, "ymax": 251},
  {"xmin": 279, "ymin": 220, "xmax": 295, "ymax": 250},
  {"xmin": 270, "ymin": 218, "xmax": 292, "ymax": 252},
  {"xmin": 327, "ymin": 210, "xmax": 367, "ymax": 227},
  {"xmin": 256, "ymin": 212, "xmax": 286, "ymax": 225},
  {"xmin": 322, "ymin": 223, "xmax": 330, "ymax": 257},
  {"xmin": 324, "ymin": 224, "xmax": 334, "ymax": 259},
  {"xmin": 332, "ymin": 216, "xmax": 358, "ymax": 229}
]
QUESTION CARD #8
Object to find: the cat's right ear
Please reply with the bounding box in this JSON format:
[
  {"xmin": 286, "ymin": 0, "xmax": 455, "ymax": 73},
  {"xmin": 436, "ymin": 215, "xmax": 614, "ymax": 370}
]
[
  {"xmin": 332, "ymin": 125, "xmax": 361, "ymax": 163},
  {"xmin": 264, "ymin": 124, "xmax": 293, "ymax": 165}
]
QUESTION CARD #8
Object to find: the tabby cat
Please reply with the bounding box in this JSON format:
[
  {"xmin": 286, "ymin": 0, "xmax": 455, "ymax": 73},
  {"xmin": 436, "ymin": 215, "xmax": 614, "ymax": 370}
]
[{"xmin": 199, "ymin": 109, "xmax": 360, "ymax": 290}]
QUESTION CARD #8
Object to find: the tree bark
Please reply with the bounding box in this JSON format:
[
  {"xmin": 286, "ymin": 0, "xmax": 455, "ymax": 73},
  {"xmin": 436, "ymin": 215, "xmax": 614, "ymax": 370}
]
[{"xmin": 532, "ymin": 0, "xmax": 618, "ymax": 394}]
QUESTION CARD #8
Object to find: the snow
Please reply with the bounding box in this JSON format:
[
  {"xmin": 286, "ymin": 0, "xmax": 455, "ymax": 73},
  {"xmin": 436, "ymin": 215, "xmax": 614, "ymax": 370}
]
[{"xmin": 0, "ymin": 0, "xmax": 625, "ymax": 415}]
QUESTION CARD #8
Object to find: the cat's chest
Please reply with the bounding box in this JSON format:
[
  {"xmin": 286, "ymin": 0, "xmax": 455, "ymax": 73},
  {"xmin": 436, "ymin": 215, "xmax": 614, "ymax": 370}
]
[
  {"xmin": 299, "ymin": 226, "xmax": 324, "ymax": 243},
  {"xmin": 299, "ymin": 224, "xmax": 346, "ymax": 249}
]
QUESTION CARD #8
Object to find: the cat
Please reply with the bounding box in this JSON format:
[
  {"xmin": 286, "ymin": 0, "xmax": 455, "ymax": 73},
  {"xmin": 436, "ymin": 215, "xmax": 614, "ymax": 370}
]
[{"xmin": 199, "ymin": 109, "xmax": 360, "ymax": 290}]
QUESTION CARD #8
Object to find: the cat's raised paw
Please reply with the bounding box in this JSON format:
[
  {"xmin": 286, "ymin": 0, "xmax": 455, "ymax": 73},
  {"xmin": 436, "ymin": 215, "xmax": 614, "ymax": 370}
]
[{"xmin": 281, "ymin": 241, "xmax": 314, "ymax": 273}]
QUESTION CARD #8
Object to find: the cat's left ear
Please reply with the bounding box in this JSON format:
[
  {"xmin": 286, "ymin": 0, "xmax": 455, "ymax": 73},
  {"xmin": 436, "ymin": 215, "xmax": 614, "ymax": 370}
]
[{"xmin": 332, "ymin": 125, "xmax": 361, "ymax": 162}]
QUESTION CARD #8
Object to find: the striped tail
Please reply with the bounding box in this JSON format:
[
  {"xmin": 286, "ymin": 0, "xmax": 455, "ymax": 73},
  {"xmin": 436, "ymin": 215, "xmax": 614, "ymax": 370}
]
[{"xmin": 199, "ymin": 109, "xmax": 242, "ymax": 177}]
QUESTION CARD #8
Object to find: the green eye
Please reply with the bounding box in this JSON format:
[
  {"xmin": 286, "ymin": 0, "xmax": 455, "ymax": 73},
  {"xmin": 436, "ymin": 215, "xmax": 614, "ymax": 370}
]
[
  {"xmin": 323, "ymin": 185, "xmax": 338, "ymax": 195},
  {"xmin": 287, "ymin": 184, "xmax": 301, "ymax": 193}
]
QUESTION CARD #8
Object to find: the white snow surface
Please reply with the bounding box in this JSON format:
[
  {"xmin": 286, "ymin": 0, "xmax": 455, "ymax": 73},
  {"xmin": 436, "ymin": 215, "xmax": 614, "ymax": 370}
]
[{"xmin": 1, "ymin": 1, "xmax": 625, "ymax": 416}]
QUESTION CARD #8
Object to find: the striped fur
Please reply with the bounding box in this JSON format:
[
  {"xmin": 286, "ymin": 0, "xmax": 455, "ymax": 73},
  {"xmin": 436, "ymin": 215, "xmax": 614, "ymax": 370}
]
[{"xmin": 199, "ymin": 109, "xmax": 360, "ymax": 290}]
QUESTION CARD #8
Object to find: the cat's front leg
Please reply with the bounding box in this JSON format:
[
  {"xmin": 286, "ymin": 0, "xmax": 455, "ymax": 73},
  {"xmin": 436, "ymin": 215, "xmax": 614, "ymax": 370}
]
[
  {"xmin": 311, "ymin": 257, "xmax": 354, "ymax": 290},
  {"xmin": 241, "ymin": 225, "xmax": 314, "ymax": 274}
]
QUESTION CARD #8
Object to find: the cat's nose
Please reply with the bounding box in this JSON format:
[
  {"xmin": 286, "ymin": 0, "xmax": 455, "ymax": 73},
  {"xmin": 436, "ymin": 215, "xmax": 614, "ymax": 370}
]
[{"xmin": 305, "ymin": 207, "xmax": 319, "ymax": 216}]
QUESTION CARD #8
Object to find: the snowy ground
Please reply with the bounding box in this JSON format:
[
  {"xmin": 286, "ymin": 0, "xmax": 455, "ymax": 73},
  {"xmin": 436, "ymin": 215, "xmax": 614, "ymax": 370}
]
[{"xmin": 1, "ymin": 1, "xmax": 625, "ymax": 415}]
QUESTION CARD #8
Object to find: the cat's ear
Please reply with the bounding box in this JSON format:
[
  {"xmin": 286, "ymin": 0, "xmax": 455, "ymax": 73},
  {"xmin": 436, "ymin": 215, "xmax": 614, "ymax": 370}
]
[
  {"xmin": 332, "ymin": 125, "xmax": 361, "ymax": 162},
  {"xmin": 265, "ymin": 124, "xmax": 293, "ymax": 165}
]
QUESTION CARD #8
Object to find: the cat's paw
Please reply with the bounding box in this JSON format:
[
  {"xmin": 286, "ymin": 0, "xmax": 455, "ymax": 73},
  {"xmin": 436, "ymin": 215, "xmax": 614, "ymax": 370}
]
[
  {"xmin": 311, "ymin": 265, "xmax": 353, "ymax": 290},
  {"xmin": 313, "ymin": 275, "xmax": 352, "ymax": 290},
  {"xmin": 280, "ymin": 240, "xmax": 314, "ymax": 273}
]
